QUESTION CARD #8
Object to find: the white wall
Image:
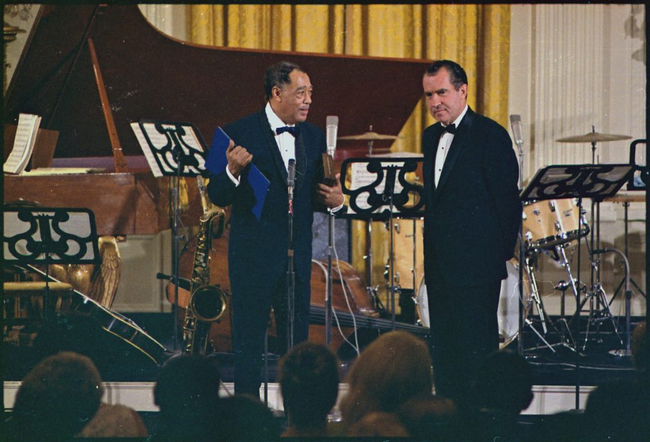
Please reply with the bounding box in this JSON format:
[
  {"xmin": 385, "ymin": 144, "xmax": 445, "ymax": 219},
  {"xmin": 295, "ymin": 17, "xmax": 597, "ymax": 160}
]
[{"xmin": 508, "ymin": 4, "xmax": 647, "ymax": 319}]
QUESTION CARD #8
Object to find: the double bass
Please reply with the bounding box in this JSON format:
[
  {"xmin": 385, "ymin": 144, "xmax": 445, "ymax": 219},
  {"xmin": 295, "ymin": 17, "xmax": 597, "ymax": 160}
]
[{"xmin": 167, "ymin": 222, "xmax": 429, "ymax": 356}]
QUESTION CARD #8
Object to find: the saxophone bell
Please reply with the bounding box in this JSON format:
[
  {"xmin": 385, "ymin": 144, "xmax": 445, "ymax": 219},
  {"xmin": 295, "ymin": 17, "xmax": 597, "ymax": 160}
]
[{"xmin": 189, "ymin": 284, "xmax": 227, "ymax": 323}]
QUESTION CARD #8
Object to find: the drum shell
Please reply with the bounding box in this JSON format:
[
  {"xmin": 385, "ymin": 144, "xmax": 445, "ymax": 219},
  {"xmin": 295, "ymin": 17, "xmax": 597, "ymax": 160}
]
[{"xmin": 523, "ymin": 199, "xmax": 583, "ymax": 249}]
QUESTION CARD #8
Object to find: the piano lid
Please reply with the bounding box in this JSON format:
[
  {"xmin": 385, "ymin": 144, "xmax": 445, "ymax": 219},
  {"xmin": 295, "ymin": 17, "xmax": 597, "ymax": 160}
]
[{"xmin": 4, "ymin": 5, "xmax": 431, "ymax": 164}]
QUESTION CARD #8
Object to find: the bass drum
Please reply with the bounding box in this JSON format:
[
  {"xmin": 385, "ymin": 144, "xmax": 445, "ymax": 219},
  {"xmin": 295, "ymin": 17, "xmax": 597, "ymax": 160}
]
[{"xmin": 416, "ymin": 259, "xmax": 528, "ymax": 349}]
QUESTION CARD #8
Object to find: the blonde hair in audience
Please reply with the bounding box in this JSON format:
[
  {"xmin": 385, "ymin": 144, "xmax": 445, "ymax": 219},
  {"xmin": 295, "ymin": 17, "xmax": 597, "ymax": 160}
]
[{"xmin": 339, "ymin": 330, "xmax": 433, "ymax": 427}]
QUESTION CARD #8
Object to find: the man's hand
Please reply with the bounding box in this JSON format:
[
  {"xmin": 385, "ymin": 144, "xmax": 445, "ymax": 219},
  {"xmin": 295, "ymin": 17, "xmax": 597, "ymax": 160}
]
[
  {"xmin": 317, "ymin": 173, "xmax": 344, "ymax": 209},
  {"xmin": 226, "ymin": 140, "xmax": 253, "ymax": 178}
]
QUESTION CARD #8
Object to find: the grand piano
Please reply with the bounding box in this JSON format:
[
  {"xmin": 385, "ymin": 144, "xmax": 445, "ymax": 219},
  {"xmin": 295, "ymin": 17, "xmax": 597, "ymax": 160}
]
[
  {"xmin": 4, "ymin": 4, "xmax": 430, "ymax": 236},
  {"xmin": 4, "ymin": 5, "xmax": 432, "ymax": 356}
]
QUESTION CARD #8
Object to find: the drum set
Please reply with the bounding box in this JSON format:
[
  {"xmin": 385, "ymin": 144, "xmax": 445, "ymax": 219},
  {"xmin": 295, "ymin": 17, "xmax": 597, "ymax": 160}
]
[{"xmin": 348, "ymin": 128, "xmax": 637, "ymax": 355}]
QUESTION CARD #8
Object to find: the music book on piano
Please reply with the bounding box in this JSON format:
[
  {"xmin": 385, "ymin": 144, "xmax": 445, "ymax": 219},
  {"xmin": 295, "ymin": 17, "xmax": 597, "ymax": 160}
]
[{"xmin": 4, "ymin": 113, "xmax": 42, "ymax": 175}]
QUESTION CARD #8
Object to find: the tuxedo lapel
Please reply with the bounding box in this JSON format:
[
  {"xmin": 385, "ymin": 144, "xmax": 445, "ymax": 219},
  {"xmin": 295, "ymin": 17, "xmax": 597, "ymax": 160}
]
[
  {"xmin": 294, "ymin": 124, "xmax": 307, "ymax": 194},
  {"xmin": 435, "ymin": 108, "xmax": 476, "ymax": 195},
  {"xmin": 426, "ymin": 125, "xmax": 444, "ymax": 194},
  {"xmin": 258, "ymin": 111, "xmax": 288, "ymax": 183}
]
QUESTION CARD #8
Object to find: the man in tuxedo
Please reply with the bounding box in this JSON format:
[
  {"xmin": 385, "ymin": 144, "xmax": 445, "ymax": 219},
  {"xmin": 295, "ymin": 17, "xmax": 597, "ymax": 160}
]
[
  {"xmin": 421, "ymin": 60, "xmax": 521, "ymax": 405},
  {"xmin": 207, "ymin": 61, "xmax": 344, "ymax": 397}
]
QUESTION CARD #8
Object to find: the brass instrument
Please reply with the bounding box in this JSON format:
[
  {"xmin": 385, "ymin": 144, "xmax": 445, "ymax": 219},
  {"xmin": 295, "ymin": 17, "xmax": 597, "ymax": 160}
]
[{"xmin": 181, "ymin": 176, "xmax": 227, "ymax": 356}]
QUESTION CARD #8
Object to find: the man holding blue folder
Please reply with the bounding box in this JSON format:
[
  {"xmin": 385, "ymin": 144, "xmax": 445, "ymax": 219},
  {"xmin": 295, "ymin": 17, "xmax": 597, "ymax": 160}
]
[{"xmin": 207, "ymin": 61, "xmax": 344, "ymax": 397}]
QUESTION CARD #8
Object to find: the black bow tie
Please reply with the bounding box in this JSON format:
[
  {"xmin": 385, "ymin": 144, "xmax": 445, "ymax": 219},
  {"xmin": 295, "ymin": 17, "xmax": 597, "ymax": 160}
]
[
  {"xmin": 276, "ymin": 126, "xmax": 300, "ymax": 137},
  {"xmin": 443, "ymin": 124, "xmax": 456, "ymax": 134}
]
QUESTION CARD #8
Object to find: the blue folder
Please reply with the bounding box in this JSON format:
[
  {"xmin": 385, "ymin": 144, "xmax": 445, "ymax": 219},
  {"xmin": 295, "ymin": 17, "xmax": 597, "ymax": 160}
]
[{"xmin": 205, "ymin": 127, "xmax": 269, "ymax": 220}]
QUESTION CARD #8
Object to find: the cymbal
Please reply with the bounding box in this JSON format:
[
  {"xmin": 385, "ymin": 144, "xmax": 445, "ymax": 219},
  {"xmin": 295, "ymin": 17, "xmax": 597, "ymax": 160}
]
[
  {"xmin": 602, "ymin": 192, "xmax": 646, "ymax": 203},
  {"xmin": 367, "ymin": 152, "xmax": 423, "ymax": 158},
  {"xmin": 338, "ymin": 131, "xmax": 400, "ymax": 141},
  {"xmin": 556, "ymin": 132, "xmax": 632, "ymax": 143}
]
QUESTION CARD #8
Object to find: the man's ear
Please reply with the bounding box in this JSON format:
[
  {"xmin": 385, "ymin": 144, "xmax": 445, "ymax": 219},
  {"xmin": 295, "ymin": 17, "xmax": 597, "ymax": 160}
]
[
  {"xmin": 271, "ymin": 85, "xmax": 282, "ymax": 101},
  {"xmin": 460, "ymin": 83, "xmax": 468, "ymax": 99}
]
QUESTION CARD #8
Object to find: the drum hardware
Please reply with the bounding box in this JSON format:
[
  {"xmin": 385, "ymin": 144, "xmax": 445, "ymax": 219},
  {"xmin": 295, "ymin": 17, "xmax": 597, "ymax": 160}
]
[
  {"xmin": 522, "ymin": 253, "xmax": 550, "ymax": 335},
  {"xmin": 520, "ymin": 198, "xmax": 590, "ymax": 354},
  {"xmin": 578, "ymin": 247, "xmax": 625, "ymax": 352},
  {"xmin": 548, "ymin": 245, "xmax": 584, "ymax": 354},
  {"xmin": 608, "ymin": 200, "xmax": 647, "ymax": 304},
  {"xmin": 338, "ymin": 125, "xmax": 401, "ymax": 156},
  {"xmin": 606, "ymin": 198, "xmax": 646, "ymax": 358},
  {"xmin": 552, "ymin": 280, "xmax": 579, "ymax": 351},
  {"xmin": 517, "ymin": 252, "xmax": 556, "ymax": 354},
  {"xmin": 340, "ymin": 156, "xmax": 425, "ymax": 330},
  {"xmin": 556, "ymin": 131, "xmax": 633, "ymax": 352},
  {"xmin": 381, "ymin": 218, "xmax": 423, "ymax": 322},
  {"xmin": 599, "ymin": 247, "xmax": 634, "ymax": 358}
]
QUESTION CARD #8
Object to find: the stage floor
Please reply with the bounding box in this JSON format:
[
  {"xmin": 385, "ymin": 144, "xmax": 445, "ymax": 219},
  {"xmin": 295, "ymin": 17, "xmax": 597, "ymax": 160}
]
[{"xmin": 3, "ymin": 312, "xmax": 642, "ymax": 415}]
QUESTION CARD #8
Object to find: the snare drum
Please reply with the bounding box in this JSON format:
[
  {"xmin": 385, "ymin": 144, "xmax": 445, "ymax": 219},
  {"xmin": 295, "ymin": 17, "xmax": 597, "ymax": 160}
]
[
  {"xmin": 416, "ymin": 259, "xmax": 528, "ymax": 349},
  {"xmin": 523, "ymin": 199, "xmax": 585, "ymax": 249}
]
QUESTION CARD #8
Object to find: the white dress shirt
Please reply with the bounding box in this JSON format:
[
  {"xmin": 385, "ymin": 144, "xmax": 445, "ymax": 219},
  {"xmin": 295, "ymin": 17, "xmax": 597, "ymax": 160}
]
[
  {"xmin": 434, "ymin": 105, "xmax": 468, "ymax": 187},
  {"xmin": 226, "ymin": 102, "xmax": 296, "ymax": 185}
]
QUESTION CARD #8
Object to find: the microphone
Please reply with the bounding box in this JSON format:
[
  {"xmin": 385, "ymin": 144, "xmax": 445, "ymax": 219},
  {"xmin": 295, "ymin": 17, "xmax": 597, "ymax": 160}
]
[
  {"xmin": 510, "ymin": 114, "xmax": 524, "ymax": 147},
  {"xmin": 326, "ymin": 115, "xmax": 339, "ymax": 158},
  {"xmin": 287, "ymin": 158, "xmax": 296, "ymax": 188}
]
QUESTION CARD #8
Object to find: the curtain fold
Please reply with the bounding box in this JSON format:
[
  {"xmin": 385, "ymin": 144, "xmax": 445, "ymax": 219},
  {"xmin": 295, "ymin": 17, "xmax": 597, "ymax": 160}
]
[{"xmin": 187, "ymin": 4, "xmax": 511, "ymax": 292}]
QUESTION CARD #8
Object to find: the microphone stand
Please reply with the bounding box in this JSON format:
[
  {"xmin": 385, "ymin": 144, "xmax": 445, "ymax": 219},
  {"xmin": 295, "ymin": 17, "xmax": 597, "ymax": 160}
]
[
  {"xmin": 324, "ymin": 149, "xmax": 335, "ymax": 347},
  {"xmin": 515, "ymin": 128, "xmax": 526, "ymax": 356},
  {"xmin": 286, "ymin": 159, "xmax": 296, "ymax": 351},
  {"xmin": 326, "ymin": 206, "xmax": 334, "ymax": 346},
  {"xmin": 170, "ymin": 144, "xmax": 185, "ymax": 352}
]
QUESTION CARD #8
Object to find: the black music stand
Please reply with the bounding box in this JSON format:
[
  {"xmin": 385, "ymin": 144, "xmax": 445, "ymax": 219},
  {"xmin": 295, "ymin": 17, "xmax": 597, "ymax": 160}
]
[
  {"xmin": 132, "ymin": 120, "xmax": 210, "ymax": 351},
  {"xmin": 602, "ymin": 139, "xmax": 649, "ymax": 358},
  {"xmin": 521, "ymin": 163, "xmax": 633, "ymax": 409},
  {"xmin": 612, "ymin": 139, "xmax": 649, "ymax": 301},
  {"xmin": 340, "ymin": 156, "xmax": 424, "ymax": 331},
  {"xmin": 3, "ymin": 207, "xmax": 100, "ymax": 323}
]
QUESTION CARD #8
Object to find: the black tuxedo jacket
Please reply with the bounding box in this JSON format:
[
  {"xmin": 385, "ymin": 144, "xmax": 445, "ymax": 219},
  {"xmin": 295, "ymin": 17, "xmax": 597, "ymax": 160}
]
[
  {"xmin": 207, "ymin": 110, "xmax": 326, "ymax": 291},
  {"xmin": 422, "ymin": 107, "xmax": 521, "ymax": 287}
]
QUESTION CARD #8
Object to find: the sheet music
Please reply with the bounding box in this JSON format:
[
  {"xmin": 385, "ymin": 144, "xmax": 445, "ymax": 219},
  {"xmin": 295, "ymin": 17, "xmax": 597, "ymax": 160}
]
[
  {"xmin": 21, "ymin": 167, "xmax": 104, "ymax": 176},
  {"xmin": 130, "ymin": 122, "xmax": 163, "ymax": 177},
  {"xmin": 4, "ymin": 113, "xmax": 42, "ymax": 175},
  {"xmin": 132, "ymin": 120, "xmax": 207, "ymax": 177}
]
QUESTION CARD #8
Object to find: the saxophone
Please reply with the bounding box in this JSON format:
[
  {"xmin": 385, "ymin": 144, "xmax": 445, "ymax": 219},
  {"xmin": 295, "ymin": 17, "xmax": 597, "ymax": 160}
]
[{"xmin": 181, "ymin": 176, "xmax": 227, "ymax": 356}]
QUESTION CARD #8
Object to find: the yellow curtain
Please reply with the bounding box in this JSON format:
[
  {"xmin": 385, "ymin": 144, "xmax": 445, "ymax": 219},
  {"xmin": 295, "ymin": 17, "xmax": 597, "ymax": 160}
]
[{"xmin": 187, "ymin": 4, "xmax": 511, "ymax": 293}]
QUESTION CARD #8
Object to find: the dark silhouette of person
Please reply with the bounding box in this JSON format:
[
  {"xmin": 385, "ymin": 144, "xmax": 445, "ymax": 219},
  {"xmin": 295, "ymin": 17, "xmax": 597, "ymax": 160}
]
[
  {"xmin": 7, "ymin": 351, "xmax": 104, "ymax": 441},
  {"xmin": 278, "ymin": 341, "xmax": 339, "ymax": 437},
  {"xmin": 150, "ymin": 354, "xmax": 222, "ymax": 441}
]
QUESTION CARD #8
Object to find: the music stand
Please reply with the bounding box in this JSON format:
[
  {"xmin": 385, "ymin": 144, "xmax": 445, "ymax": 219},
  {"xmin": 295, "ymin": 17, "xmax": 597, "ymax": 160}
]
[
  {"xmin": 132, "ymin": 119, "xmax": 209, "ymax": 351},
  {"xmin": 601, "ymin": 139, "xmax": 649, "ymax": 358},
  {"xmin": 521, "ymin": 163, "xmax": 633, "ymax": 409},
  {"xmin": 340, "ymin": 156, "xmax": 424, "ymax": 331},
  {"xmin": 3, "ymin": 207, "xmax": 100, "ymax": 323},
  {"xmin": 612, "ymin": 139, "xmax": 649, "ymax": 301}
]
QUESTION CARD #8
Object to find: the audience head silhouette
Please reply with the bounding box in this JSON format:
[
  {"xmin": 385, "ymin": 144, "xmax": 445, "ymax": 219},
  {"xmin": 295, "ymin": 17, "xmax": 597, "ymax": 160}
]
[
  {"xmin": 339, "ymin": 330, "xmax": 433, "ymax": 428},
  {"xmin": 278, "ymin": 341, "xmax": 339, "ymax": 437},
  {"xmin": 218, "ymin": 394, "xmax": 281, "ymax": 441},
  {"xmin": 474, "ymin": 349, "xmax": 534, "ymax": 414},
  {"xmin": 153, "ymin": 354, "xmax": 222, "ymax": 439},
  {"xmin": 9, "ymin": 351, "xmax": 104, "ymax": 441}
]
